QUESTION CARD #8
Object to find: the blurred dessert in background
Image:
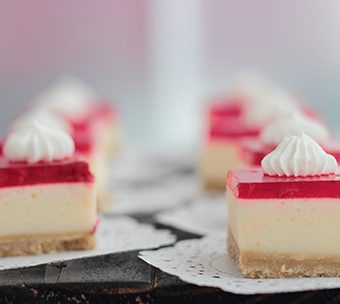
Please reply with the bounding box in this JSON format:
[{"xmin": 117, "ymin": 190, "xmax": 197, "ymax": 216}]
[
  {"xmin": 34, "ymin": 76, "xmax": 119, "ymax": 159},
  {"xmin": 72, "ymin": 123, "xmax": 109, "ymax": 211},
  {"xmin": 10, "ymin": 77, "xmax": 119, "ymax": 210},
  {"xmin": 201, "ymin": 111, "xmax": 260, "ymax": 190},
  {"xmin": 0, "ymin": 122, "xmax": 97, "ymax": 256},
  {"xmin": 201, "ymin": 72, "xmax": 306, "ymax": 190}
]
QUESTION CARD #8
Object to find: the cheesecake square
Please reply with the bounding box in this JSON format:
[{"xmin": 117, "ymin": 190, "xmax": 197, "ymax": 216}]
[
  {"xmin": 0, "ymin": 158, "xmax": 97, "ymax": 257},
  {"xmin": 70, "ymin": 101, "xmax": 119, "ymax": 159},
  {"xmin": 201, "ymin": 114, "xmax": 259, "ymax": 190},
  {"xmin": 73, "ymin": 125, "xmax": 110, "ymax": 211},
  {"xmin": 227, "ymin": 168, "xmax": 340, "ymax": 278},
  {"xmin": 68, "ymin": 102, "xmax": 118, "ymax": 211}
]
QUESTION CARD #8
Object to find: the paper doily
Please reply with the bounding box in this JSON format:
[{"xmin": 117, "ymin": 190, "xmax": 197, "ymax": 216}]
[
  {"xmin": 0, "ymin": 216, "xmax": 176, "ymax": 271},
  {"xmin": 156, "ymin": 195, "xmax": 227, "ymax": 235},
  {"xmin": 139, "ymin": 235, "xmax": 340, "ymax": 295}
]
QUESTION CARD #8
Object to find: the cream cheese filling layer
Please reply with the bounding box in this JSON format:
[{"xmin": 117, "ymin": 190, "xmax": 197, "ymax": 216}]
[
  {"xmin": 0, "ymin": 183, "xmax": 96, "ymax": 238},
  {"xmin": 100, "ymin": 120, "xmax": 119, "ymax": 157},
  {"xmin": 227, "ymin": 189, "xmax": 340, "ymax": 256},
  {"xmin": 201, "ymin": 140, "xmax": 242, "ymax": 186}
]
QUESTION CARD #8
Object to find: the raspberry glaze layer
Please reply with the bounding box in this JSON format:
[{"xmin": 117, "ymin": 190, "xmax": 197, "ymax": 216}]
[
  {"xmin": 209, "ymin": 98, "xmax": 244, "ymax": 119},
  {"xmin": 241, "ymin": 139, "xmax": 340, "ymax": 166},
  {"xmin": 72, "ymin": 128, "xmax": 95, "ymax": 155},
  {"xmin": 0, "ymin": 158, "xmax": 94, "ymax": 188},
  {"xmin": 70, "ymin": 101, "xmax": 117, "ymax": 132},
  {"xmin": 227, "ymin": 169, "xmax": 340, "ymax": 199},
  {"xmin": 70, "ymin": 101, "xmax": 116, "ymax": 154},
  {"xmin": 209, "ymin": 116, "xmax": 260, "ymax": 140}
]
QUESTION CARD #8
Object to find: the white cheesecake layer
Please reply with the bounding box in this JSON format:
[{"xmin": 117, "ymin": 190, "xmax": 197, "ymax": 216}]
[
  {"xmin": 94, "ymin": 119, "xmax": 119, "ymax": 159},
  {"xmin": 89, "ymin": 150, "xmax": 109, "ymax": 209},
  {"xmin": 201, "ymin": 140, "xmax": 242, "ymax": 187},
  {"xmin": 0, "ymin": 183, "xmax": 96, "ymax": 238},
  {"xmin": 101, "ymin": 120, "xmax": 119, "ymax": 157},
  {"xmin": 227, "ymin": 189, "xmax": 340, "ymax": 256}
]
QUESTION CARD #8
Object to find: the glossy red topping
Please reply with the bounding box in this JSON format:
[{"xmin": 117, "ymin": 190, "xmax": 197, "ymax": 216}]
[
  {"xmin": 70, "ymin": 101, "xmax": 117, "ymax": 132},
  {"xmin": 72, "ymin": 128, "xmax": 95, "ymax": 155},
  {"xmin": 93, "ymin": 101, "xmax": 118, "ymax": 121},
  {"xmin": 209, "ymin": 98, "xmax": 244, "ymax": 119},
  {"xmin": 209, "ymin": 116, "xmax": 260, "ymax": 140},
  {"xmin": 0, "ymin": 157, "xmax": 94, "ymax": 188},
  {"xmin": 227, "ymin": 169, "xmax": 340, "ymax": 199},
  {"xmin": 242, "ymin": 139, "xmax": 340, "ymax": 166},
  {"xmin": 70, "ymin": 101, "xmax": 116, "ymax": 154},
  {"xmin": 241, "ymin": 140, "xmax": 274, "ymax": 166}
]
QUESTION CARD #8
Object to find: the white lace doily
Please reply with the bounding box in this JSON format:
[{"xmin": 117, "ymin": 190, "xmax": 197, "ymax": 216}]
[
  {"xmin": 156, "ymin": 195, "xmax": 227, "ymax": 235},
  {"xmin": 0, "ymin": 216, "xmax": 176, "ymax": 271},
  {"xmin": 106, "ymin": 175, "xmax": 201, "ymax": 214},
  {"xmin": 139, "ymin": 235, "xmax": 340, "ymax": 295}
]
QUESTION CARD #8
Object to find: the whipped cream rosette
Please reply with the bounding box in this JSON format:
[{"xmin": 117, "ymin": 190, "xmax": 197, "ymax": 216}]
[
  {"xmin": 34, "ymin": 77, "xmax": 95, "ymax": 120},
  {"xmin": 4, "ymin": 121, "xmax": 75, "ymax": 163},
  {"xmin": 261, "ymin": 133, "xmax": 337, "ymax": 177},
  {"xmin": 260, "ymin": 113, "xmax": 330, "ymax": 146},
  {"xmin": 9, "ymin": 109, "xmax": 71, "ymax": 133}
]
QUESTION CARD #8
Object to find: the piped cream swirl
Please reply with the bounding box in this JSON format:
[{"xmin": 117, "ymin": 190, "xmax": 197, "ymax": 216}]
[
  {"xmin": 243, "ymin": 90, "xmax": 300, "ymax": 128},
  {"xmin": 261, "ymin": 133, "xmax": 337, "ymax": 177},
  {"xmin": 260, "ymin": 113, "xmax": 330, "ymax": 146},
  {"xmin": 10, "ymin": 109, "xmax": 70, "ymax": 133},
  {"xmin": 232, "ymin": 71, "xmax": 276, "ymax": 102},
  {"xmin": 4, "ymin": 121, "xmax": 75, "ymax": 163},
  {"xmin": 34, "ymin": 77, "xmax": 95, "ymax": 120}
]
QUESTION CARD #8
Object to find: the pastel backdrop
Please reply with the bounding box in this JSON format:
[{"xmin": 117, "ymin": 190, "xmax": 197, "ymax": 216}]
[{"xmin": 0, "ymin": 0, "xmax": 339, "ymax": 147}]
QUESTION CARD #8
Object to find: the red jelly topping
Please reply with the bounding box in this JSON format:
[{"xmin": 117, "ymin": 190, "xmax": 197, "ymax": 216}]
[
  {"xmin": 93, "ymin": 101, "xmax": 118, "ymax": 121},
  {"xmin": 209, "ymin": 116, "xmax": 260, "ymax": 140},
  {"xmin": 209, "ymin": 98, "xmax": 244, "ymax": 119},
  {"xmin": 227, "ymin": 169, "xmax": 340, "ymax": 199},
  {"xmin": 69, "ymin": 101, "xmax": 116, "ymax": 154},
  {"xmin": 0, "ymin": 157, "xmax": 94, "ymax": 188},
  {"xmin": 242, "ymin": 139, "xmax": 340, "ymax": 166},
  {"xmin": 72, "ymin": 128, "xmax": 96, "ymax": 155},
  {"xmin": 241, "ymin": 140, "xmax": 274, "ymax": 166},
  {"xmin": 69, "ymin": 101, "xmax": 117, "ymax": 132}
]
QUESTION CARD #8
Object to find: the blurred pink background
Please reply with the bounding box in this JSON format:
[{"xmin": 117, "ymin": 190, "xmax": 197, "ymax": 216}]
[{"xmin": 0, "ymin": 0, "xmax": 339, "ymax": 146}]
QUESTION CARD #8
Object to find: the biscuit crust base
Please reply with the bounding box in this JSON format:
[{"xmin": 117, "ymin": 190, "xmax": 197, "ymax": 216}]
[
  {"xmin": 202, "ymin": 179, "xmax": 226, "ymax": 191},
  {"xmin": 228, "ymin": 229, "xmax": 340, "ymax": 278},
  {"xmin": 0, "ymin": 232, "xmax": 96, "ymax": 257}
]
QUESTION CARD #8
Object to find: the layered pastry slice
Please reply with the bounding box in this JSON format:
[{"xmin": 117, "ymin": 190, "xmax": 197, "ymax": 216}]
[
  {"xmin": 201, "ymin": 84, "xmax": 301, "ymax": 191},
  {"xmin": 227, "ymin": 133, "xmax": 340, "ymax": 278},
  {"xmin": 241, "ymin": 113, "xmax": 340, "ymax": 166},
  {"xmin": 207, "ymin": 72, "xmax": 276, "ymax": 129},
  {"xmin": 9, "ymin": 106, "xmax": 110, "ymax": 211},
  {"xmin": 0, "ymin": 122, "xmax": 97, "ymax": 257},
  {"xmin": 34, "ymin": 76, "xmax": 119, "ymax": 158},
  {"xmin": 201, "ymin": 116, "xmax": 260, "ymax": 190},
  {"xmin": 73, "ymin": 125, "xmax": 109, "ymax": 211},
  {"xmin": 31, "ymin": 77, "xmax": 118, "ymax": 209}
]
